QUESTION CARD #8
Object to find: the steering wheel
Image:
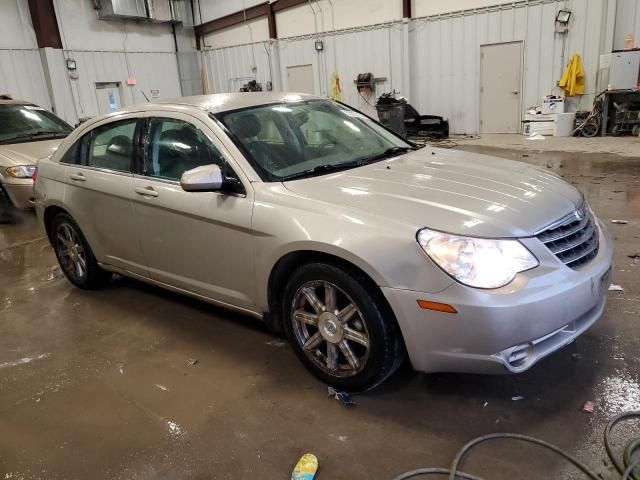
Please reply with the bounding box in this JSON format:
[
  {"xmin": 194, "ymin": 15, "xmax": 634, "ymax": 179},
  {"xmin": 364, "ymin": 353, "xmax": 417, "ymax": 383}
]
[{"xmin": 317, "ymin": 140, "xmax": 339, "ymax": 156}]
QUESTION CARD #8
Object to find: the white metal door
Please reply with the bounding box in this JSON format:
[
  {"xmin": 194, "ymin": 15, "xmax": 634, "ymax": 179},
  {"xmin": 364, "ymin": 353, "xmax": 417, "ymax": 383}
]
[
  {"xmin": 286, "ymin": 64, "xmax": 314, "ymax": 94},
  {"xmin": 480, "ymin": 42, "xmax": 523, "ymax": 133},
  {"xmin": 95, "ymin": 82, "xmax": 122, "ymax": 115}
]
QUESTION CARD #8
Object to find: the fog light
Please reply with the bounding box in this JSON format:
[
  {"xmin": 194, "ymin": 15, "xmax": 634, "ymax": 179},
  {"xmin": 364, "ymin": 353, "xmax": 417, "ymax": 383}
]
[{"xmin": 506, "ymin": 343, "xmax": 533, "ymax": 368}]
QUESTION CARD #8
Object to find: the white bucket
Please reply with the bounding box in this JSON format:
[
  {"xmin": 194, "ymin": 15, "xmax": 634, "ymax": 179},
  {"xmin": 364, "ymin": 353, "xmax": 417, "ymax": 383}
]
[{"xmin": 554, "ymin": 112, "xmax": 576, "ymax": 137}]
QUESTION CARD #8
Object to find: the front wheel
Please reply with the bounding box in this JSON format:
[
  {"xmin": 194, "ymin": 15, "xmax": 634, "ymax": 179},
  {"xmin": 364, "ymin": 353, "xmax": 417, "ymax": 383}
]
[
  {"xmin": 282, "ymin": 262, "xmax": 404, "ymax": 392},
  {"xmin": 52, "ymin": 213, "xmax": 112, "ymax": 289},
  {"xmin": 0, "ymin": 187, "xmax": 14, "ymax": 223}
]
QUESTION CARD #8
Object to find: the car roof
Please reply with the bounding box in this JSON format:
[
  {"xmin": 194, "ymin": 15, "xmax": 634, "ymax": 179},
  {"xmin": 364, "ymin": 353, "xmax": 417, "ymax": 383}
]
[{"xmin": 120, "ymin": 92, "xmax": 322, "ymax": 115}]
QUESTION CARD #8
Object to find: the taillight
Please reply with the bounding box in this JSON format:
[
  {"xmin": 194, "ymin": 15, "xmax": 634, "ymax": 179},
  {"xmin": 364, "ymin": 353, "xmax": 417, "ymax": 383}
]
[{"xmin": 32, "ymin": 166, "xmax": 38, "ymax": 184}]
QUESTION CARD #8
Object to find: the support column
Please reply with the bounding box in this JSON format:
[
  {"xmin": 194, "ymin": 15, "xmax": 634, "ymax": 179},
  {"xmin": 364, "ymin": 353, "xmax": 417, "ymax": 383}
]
[{"xmin": 402, "ymin": 19, "xmax": 412, "ymax": 102}]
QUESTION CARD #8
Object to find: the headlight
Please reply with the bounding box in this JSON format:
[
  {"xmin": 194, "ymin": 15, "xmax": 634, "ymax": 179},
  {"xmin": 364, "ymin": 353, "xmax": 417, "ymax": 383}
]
[
  {"xmin": 417, "ymin": 229, "xmax": 539, "ymax": 289},
  {"xmin": 6, "ymin": 165, "xmax": 36, "ymax": 178}
]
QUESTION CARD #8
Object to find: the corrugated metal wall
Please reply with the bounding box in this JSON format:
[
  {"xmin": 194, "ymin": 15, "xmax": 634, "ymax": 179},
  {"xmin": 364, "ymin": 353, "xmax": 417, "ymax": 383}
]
[
  {"xmin": 410, "ymin": 0, "xmax": 607, "ymax": 134},
  {"xmin": 0, "ymin": 49, "xmax": 51, "ymax": 108},
  {"xmin": 202, "ymin": 0, "xmax": 609, "ymax": 133},
  {"xmin": 203, "ymin": 41, "xmax": 276, "ymax": 94},
  {"xmin": 278, "ymin": 24, "xmax": 405, "ymax": 117},
  {"xmin": 65, "ymin": 50, "xmax": 182, "ymax": 118},
  {"xmin": 202, "ymin": 24, "xmax": 405, "ymax": 117},
  {"xmin": 615, "ymin": 0, "xmax": 640, "ymax": 50}
]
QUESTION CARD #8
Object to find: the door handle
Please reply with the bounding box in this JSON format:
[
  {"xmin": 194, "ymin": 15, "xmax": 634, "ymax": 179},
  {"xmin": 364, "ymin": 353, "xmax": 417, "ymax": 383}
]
[
  {"xmin": 69, "ymin": 172, "xmax": 86, "ymax": 182},
  {"xmin": 512, "ymin": 90, "xmax": 520, "ymax": 94},
  {"xmin": 134, "ymin": 186, "xmax": 159, "ymax": 197}
]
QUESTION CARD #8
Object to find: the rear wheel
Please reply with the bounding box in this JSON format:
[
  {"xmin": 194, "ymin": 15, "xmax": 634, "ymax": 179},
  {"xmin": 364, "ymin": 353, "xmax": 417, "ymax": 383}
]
[
  {"xmin": 282, "ymin": 262, "xmax": 404, "ymax": 392},
  {"xmin": 52, "ymin": 213, "xmax": 112, "ymax": 289}
]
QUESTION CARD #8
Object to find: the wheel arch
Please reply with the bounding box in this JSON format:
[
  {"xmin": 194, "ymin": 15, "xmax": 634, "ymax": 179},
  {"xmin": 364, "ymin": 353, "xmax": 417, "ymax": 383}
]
[
  {"xmin": 264, "ymin": 249, "xmax": 394, "ymax": 334},
  {"xmin": 43, "ymin": 204, "xmax": 71, "ymax": 242}
]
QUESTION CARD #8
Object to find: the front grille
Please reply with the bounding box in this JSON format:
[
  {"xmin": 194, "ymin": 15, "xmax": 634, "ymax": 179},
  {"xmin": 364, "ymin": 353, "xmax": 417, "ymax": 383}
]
[{"xmin": 536, "ymin": 207, "xmax": 599, "ymax": 269}]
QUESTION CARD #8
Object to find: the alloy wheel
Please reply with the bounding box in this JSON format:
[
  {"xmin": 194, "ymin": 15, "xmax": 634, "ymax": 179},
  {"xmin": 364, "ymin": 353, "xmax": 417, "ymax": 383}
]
[
  {"xmin": 291, "ymin": 280, "xmax": 370, "ymax": 377},
  {"xmin": 55, "ymin": 223, "xmax": 87, "ymax": 282}
]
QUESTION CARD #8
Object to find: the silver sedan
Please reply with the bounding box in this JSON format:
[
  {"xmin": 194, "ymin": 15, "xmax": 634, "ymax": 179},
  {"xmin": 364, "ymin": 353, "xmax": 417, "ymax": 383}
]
[{"xmin": 34, "ymin": 93, "xmax": 613, "ymax": 391}]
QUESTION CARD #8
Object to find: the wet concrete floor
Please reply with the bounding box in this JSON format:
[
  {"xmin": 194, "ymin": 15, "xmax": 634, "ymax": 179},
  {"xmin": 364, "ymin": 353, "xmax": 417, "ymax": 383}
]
[{"xmin": 1, "ymin": 147, "xmax": 639, "ymax": 479}]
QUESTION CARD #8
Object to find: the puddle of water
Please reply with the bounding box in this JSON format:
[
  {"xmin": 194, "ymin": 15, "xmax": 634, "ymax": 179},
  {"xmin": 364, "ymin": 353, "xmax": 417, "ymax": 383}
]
[{"xmin": 597, "ymin": 371, "xmax": 640, "ymax": 415}]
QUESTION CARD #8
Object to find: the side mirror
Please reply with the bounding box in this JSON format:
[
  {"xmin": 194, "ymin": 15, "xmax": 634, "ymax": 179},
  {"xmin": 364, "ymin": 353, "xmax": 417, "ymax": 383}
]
[{"xmin": 180, "ymin": 164, "xmax": 223, "ymax": 192}]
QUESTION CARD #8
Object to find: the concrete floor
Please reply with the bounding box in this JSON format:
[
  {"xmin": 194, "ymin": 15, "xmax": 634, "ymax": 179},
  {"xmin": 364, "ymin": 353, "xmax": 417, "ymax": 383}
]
[{"xmin": 1, "ymin": 146, "xmax": 639, "ymax": 479}]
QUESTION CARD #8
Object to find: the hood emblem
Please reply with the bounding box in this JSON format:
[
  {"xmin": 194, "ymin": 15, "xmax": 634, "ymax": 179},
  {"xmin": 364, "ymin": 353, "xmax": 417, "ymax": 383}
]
[{"xmin": 574, "ymin": 209, "xmax": 584, "ymax": 221}]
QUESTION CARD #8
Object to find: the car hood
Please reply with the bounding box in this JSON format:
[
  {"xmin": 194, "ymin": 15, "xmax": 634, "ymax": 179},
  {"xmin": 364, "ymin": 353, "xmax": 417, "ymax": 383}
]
[
  {"xmin": 282, "ymin": 148, "xmax": 584, "ymax": 238},
  {"xmin": 0, "ymin": 139, "xmax": 63, "ymax": 167}
]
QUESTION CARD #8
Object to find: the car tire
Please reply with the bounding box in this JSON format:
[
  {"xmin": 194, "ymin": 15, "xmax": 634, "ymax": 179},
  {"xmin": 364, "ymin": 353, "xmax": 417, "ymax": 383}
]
[
  {"xmin": 282, "ymin": 262, "xmax": 404, "ymax": 392},
  {"xmin": 51, "ymin": 213, "xmax": 112, "ymax": 289},
  {"xmin": 0, "ymin": 187, "xmax": 14, "ymax": 223}
]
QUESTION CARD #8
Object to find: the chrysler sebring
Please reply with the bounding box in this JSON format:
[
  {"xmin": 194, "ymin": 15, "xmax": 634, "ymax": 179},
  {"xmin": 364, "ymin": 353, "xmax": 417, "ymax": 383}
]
[{"xmin": 34, "ymin": 93, "xmax": 613, "ymax": 390}]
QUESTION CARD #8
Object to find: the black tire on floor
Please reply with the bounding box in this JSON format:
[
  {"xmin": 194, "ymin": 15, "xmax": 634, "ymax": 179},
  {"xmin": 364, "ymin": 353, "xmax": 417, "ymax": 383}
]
[
  {"xmin": 281, "ymin": 262, "xmax": 404, "ymax": 392},
  {"xmin": 0, "ymin": 186, "xmax": 14, "ymax": 223},
  {"xmin": 51, "ymin": 212, "xmax": 112, "ymax": 289}
]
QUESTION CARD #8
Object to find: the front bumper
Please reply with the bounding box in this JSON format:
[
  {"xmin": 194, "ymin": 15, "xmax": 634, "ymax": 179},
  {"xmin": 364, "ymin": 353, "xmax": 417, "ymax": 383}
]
[
  {"xmin": 3, "ymin": 182, "xmax": 35, "ymax": 209},
  {"xmin": 383, "ymin": 219, "xmax": 613, "ymax": 374}
]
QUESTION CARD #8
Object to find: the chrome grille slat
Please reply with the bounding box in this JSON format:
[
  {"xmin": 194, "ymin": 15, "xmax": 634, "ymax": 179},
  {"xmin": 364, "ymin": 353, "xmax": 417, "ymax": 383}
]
[
  {"xmin": 547, "ymin": 221, "xmax": 596, "ymax": 255},
  {"xmin": 536, "ymin": 208, "xmax": 599, "ymax": 269},
  {"xmin": 536, "ymin": 213, "xmax": 590, "ymax": 243}
]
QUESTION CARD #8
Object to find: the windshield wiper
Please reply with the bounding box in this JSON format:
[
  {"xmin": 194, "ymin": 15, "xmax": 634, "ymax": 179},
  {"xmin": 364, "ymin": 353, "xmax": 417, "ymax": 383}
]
[
  {"xmin": 0, "ymin": 131, "xmax": 68, "ymax": 144},
  {"xmin": 358, "ymin": 146, "xmax": 414, "ymax": 164},
  {"xmin": 279, "ymin": 160, "xmax": 364, "ymax": 181},
  {"xmin": 279, "ymin": 146, "xmax": 415, "ymax": 182}
]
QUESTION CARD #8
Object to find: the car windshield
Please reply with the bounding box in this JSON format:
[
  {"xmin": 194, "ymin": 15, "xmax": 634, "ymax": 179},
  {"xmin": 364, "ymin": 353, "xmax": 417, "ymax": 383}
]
[
  {"xmin": 215, "ymin": 100, "xmax": 413, "ymax": 181},
  {"xmin": 0, "ymin": 104, "xmax": 72, "ymax": 144}
]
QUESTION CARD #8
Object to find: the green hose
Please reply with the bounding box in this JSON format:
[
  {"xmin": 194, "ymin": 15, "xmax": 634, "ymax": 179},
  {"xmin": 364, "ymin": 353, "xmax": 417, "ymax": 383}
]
[
  {"xmin": 605, "ymin": 411, "xmax": 640, "ymax": 480},
  {"xmin": 393, "ymin": 410, "xmax": 640, "ymax": 480}
]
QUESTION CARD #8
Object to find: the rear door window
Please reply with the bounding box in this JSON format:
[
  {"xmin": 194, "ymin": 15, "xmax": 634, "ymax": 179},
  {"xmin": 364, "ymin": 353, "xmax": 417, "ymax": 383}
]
[{"xmin": 81, "ymin": 120, "xmax": 137, "ymax": 172}]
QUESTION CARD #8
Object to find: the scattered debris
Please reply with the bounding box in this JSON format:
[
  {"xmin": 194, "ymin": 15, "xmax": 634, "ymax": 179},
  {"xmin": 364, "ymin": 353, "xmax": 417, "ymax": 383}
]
[
  {"xmin": 0, "ymin": 353, "xmax": 50, "ymax": 370},
  {"xmin": 582, "ymin": 401, "xmax": 595, "ymax": 413},
  {"xmin": 610, "ymin": 220, "xmax": 629, "ymax": 224},
  {"xmin": 265, "ymin": 339, "xmax": 287, "ymax": 348},
  {"xmin": 527, "ymin": 133, "xmax": 545, "ymax": 140},
  {"xmin": 608, "ymin": 284, "xmax": 624, "ymax": 292},
  {"xmin": 571, "ymin": 353, "xmax": 583, "ymax": 361},
  {"xmin": 483, "ymin": 402, "xmax": 489, "ymax": 408},
  {"xmin": 187, "ymin": 358, "xmax": 198, "ymax": 366},
  {"xmin": 42, "ymin": 266, "xmax": 63, "ymax": 282},
  {"xmin": 119, "ymin": 368, "xmax": 124, "ymax": 375},
  {"xmin": 328, "ymin": 387, "xmax": 355, "ymax": 407},
  {"xmin": 291, "ymin": 453, "xmax": 318, "ymax": 480},
  {"xmin": 512, "ymin": 396, "xmax": 525, "ymax": 401},
  {"xmin": 155, "ymin": 384, "xmax": 169, "ymax": 392},
  {"xmin": 628, "ymin": 253, "xmax": 640, "ymax": 260},
  {"xmin": 613, "ymin": 353, "xmax": 625, "ymax": 360}
]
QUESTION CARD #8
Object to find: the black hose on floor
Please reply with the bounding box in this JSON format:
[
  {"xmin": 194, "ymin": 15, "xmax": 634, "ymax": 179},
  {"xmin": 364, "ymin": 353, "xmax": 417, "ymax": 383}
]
[{"xmin": 393, "ymin": 411, "xmax": 640, "ymax": 480}]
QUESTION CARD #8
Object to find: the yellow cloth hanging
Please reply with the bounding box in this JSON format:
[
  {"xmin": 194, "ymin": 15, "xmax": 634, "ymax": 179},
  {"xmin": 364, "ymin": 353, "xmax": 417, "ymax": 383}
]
[
  {"xmin": 329, "ymin": 72, "xmax": 342, "ymax": 101},
  {"xmin": 559, "ymin": 53, "xmax": 585, "ymax": 96}
]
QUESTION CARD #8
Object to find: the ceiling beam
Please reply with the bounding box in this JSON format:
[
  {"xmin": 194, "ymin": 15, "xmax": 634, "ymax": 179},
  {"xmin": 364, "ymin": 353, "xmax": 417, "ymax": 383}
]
[
  {"xmin": 27, "ymin": 0, "xmax": 63, "ymax": 49},
  {"xmin": 193, "ymin": 0, "xmax": 325, "ymax": 48},
  {"xmin": 194, "ymin": 2, "xmax": 270, "ymax": 39},
  {"xmin": 271, "ymin": 0, "xmax": 309, "ymax": 13}
]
